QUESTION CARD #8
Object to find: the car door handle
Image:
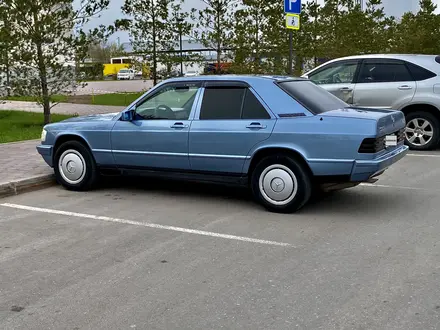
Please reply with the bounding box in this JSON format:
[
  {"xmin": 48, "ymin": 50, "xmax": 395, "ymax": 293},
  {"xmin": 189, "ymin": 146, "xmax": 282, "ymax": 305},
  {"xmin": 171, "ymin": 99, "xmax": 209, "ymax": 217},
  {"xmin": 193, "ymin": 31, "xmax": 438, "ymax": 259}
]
[
  {"xmin": 246, "ymin": 122, "xmax": 267, "ymax": 129},
  {"xmin": 340, "ymin": 87, "xmax": 353, "ymax": 92},
  {"xmin": 171, "ymin": 122, "xmax": 188, "ymax": 129},
  {"xmin": 398, "ymin": 85, "xmax": 413, "ymax": 90}
]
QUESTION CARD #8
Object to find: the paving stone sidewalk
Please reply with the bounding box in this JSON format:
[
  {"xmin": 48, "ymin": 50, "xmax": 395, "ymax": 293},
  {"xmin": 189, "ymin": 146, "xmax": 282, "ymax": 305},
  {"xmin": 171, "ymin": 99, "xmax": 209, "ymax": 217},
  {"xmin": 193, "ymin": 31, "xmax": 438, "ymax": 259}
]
[
  {"xmin": 0, "ymin": 100, "xmax": 125, "ymax": 115},
  {"xmin": 0, "ymin": 101, "xmax": 124, "ymax": 197},
  {"xmin": 0, "ymin": 140, "xmax": 50, "ymax": 184}
]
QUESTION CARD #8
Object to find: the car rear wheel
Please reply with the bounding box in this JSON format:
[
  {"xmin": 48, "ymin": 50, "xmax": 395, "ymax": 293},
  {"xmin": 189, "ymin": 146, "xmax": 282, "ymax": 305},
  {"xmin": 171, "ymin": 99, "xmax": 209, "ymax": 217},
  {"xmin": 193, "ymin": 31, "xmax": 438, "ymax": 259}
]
[
  {"xmin": 251, "ymin": 154, "xmax": 312, "ymax": 213},
  {"xmin": 404, "ymin": 111, "xmax": 440, "ymax": 150},
  {"xmin": 54, "ymin": 141, "xmax": 99, "ymax": 191}
]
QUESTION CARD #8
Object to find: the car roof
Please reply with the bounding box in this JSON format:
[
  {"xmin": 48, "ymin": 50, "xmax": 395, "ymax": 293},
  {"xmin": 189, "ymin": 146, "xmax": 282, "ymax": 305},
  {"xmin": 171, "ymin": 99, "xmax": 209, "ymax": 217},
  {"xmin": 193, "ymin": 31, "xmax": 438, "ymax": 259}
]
[
  {"xmin": 305, "ymin": 54, "xmax": 440, "ymax": 74},
  {"xmin": 327, "ymin": 54, "xmax": 438, "ymax": 61},
  {"xmin": 164, "ymin": 74, "xmax": 308, "ymax": 84}
]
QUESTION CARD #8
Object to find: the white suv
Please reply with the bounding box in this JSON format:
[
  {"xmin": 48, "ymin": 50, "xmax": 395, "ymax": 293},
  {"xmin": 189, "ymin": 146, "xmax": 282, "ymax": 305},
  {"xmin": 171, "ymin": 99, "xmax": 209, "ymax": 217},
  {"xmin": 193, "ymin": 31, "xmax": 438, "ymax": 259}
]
[{"xmin": 302, "ymin": 54, "xmax": 440, "ymax": 150}]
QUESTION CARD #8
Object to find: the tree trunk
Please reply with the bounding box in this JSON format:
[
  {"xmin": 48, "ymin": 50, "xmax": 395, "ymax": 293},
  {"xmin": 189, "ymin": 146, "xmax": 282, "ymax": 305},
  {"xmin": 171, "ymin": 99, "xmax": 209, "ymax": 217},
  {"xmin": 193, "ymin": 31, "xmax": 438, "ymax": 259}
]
[
  {"xmin": 152, "ymin": 7, "xmax": 157, "ymax": 86},
  {"xmin": 36, "ymin": 42, "xmax": 50, "ymax": 124},
  {"xmin": 216, "ymin": 2, "xmax": 221, "ymax": 73},
  {"xmin": 5, "ymin": 52, "xmax": 10, "ymax": 97}
]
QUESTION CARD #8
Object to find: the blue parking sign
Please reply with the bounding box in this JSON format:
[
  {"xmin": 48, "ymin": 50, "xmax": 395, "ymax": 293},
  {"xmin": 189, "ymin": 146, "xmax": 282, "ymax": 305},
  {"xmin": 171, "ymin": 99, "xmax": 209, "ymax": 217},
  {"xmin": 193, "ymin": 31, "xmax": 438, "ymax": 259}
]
[{"xmin": 284, "ymin": 0, "xmax": 301, "ymax": 14}]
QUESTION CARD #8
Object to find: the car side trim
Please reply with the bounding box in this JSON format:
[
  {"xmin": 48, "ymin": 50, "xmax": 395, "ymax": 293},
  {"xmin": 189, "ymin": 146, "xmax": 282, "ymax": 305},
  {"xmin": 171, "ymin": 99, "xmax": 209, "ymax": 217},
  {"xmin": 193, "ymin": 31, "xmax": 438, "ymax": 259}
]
[
  {"xmin": 189, "ymin": 153, "xmax": 251, "ymax": 160},
  {"xmin": 94, "ymin": 149, "xmax": 250, "ymax": 160}
]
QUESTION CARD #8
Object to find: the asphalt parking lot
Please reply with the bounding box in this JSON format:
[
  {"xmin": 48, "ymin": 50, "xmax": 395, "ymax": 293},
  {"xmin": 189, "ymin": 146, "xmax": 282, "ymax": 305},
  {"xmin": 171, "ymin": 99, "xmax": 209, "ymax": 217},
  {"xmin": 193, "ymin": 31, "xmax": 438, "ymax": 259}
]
[{"xmin": 1, "ymin": 150, "xmax": 440, "ymax": 330}]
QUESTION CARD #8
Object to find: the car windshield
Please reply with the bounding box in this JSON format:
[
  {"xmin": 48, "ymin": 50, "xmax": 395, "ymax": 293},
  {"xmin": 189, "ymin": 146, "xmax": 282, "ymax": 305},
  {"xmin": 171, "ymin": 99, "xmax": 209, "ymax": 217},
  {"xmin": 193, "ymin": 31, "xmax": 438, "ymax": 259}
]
[
  {"xmin": 119, "ymin": 69, "xmax": 129, "ymax": 73},
  {"xmin": 277, "ymin": 80, "xmax": 348, "ymax": 114}
]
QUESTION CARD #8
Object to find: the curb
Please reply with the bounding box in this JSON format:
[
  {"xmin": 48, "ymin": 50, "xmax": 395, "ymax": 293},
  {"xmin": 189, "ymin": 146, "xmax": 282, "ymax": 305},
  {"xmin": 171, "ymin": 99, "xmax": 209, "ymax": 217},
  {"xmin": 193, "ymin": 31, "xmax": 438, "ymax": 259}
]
[{"xmin": 0, "ymin": 174, "xmax": 56, "ymax": 198}]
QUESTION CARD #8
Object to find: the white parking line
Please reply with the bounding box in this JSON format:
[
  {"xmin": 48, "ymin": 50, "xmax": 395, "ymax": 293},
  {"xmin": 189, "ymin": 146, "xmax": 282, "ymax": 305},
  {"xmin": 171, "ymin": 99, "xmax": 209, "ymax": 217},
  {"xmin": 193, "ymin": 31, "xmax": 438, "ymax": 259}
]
[
  {"xmin": 0, "ymin": 203, "xmax": 292, "ymax": 248},
  {"xmin": 407, "ymin": 153, "xmax": 440, "ymax": 158},
  {"xmin": 360, "ymin": 183, "xmax": 435, "ymax": 192}
]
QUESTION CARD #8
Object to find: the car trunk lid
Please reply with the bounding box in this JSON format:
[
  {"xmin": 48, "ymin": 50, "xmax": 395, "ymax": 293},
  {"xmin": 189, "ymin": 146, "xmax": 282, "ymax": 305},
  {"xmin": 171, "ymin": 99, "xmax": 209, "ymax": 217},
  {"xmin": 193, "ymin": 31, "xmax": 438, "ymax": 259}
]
[{"xmin": 321, "ymin": 107, "xmax": 406, "ymax": 136}]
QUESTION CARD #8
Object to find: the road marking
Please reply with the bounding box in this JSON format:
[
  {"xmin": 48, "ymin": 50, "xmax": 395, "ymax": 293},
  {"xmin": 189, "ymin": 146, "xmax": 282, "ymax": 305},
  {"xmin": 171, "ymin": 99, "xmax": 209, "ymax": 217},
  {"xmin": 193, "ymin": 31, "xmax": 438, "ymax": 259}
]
[
  {"xmin": 360, "ymin": 183, "xmax": 434, "ymax": 192},
  {"xmin": 407, "ymin": 153, "xmax": 440, "ymax": 158},
  {"xmin": 0, "ymin": 203, "xmax": 292, "ymax": 248}
]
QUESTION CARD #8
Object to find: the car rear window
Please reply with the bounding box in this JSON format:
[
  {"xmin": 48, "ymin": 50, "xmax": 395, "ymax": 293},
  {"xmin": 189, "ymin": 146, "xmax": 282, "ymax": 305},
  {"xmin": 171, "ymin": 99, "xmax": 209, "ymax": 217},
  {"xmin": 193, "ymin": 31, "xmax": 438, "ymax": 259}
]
[{"xmin": 277, "ymin": 80, "xmax": 348, "ymax": 114}]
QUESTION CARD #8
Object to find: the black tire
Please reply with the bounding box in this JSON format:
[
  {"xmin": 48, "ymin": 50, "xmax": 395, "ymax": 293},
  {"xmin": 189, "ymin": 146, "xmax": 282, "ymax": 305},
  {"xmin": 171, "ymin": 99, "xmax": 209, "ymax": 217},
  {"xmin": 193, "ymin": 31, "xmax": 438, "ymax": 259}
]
[
  {"xmin": 404, "ymin": 111, "xmax": 440, "ymax": 151},
  {"xmin": 54, "ymin": 140, "xmax": 99, "ymax": 191},
  {"xmin": 250, "ymin": 154, "xmax": 312, "ymax": 213}
]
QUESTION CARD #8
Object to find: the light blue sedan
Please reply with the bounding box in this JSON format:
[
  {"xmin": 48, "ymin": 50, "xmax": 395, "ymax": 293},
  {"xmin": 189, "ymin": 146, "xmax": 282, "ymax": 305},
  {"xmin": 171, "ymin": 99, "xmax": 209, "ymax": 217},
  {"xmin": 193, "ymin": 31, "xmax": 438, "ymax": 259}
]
[{"xmin": 37, "ymin": 75, "xmax": 408, "ymax": 213}]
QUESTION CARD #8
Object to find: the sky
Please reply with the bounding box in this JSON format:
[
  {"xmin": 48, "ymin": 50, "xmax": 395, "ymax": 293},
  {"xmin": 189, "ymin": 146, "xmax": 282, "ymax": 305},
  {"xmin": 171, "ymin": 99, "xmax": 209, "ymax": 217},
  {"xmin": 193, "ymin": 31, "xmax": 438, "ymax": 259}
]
[{"xmin": 77, "ymin": 0, "xmax": 440, "ymax": 43}]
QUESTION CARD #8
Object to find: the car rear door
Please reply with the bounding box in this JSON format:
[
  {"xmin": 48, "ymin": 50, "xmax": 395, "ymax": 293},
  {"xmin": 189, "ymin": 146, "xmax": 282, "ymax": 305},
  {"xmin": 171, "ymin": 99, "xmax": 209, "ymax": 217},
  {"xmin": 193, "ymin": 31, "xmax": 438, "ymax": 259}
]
[
  {"xmin": 189, "ymin": 81, "xmax": 276, "ymax": 174},
  {"xmin": 306, "ymin": 59, "xmax": 361, "ymax": 104},
  {"xmin": 353, "ymin": 58, "xmax": 416, "ymax": 109}
]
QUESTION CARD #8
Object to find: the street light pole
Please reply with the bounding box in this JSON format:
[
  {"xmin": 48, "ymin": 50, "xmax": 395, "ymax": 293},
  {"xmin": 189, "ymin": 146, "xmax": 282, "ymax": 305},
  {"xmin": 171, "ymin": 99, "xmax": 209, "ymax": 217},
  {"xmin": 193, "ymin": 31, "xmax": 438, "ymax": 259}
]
[{"xmin": 177, "ymin": 17, "xmax": 184, "ymax": 76}]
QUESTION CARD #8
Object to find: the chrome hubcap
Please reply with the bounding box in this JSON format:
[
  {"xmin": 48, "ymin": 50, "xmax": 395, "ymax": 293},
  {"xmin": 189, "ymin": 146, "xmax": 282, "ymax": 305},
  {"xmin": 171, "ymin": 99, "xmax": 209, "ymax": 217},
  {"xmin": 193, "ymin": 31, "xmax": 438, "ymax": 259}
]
[
  {"xmin": 58, "ymin": 149, "xmax": 86, "ymax": 184},
  {"xmin": 405, "ymin": 118, "xmax": 434, "ymax": 146},
  {"xmin": 259, "ymin": 164, "xmax": 298, "ymax": 206}
]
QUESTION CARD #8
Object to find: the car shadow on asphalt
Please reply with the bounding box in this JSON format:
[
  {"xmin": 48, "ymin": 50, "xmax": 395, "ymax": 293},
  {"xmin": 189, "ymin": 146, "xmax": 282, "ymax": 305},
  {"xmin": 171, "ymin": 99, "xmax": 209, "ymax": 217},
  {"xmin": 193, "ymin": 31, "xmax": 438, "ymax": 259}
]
[{"xmin": 96, "ymin": 176, "xmax": 412, "ymax": 217}]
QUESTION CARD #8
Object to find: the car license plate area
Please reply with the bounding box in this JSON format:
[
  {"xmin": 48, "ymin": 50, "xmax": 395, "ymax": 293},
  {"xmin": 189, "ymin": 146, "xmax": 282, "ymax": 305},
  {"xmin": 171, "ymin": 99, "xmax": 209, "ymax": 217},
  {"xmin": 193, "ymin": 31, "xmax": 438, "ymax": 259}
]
[{"xmin": 385, "ymin": 134, "xmax": 398, "ymax": 147}]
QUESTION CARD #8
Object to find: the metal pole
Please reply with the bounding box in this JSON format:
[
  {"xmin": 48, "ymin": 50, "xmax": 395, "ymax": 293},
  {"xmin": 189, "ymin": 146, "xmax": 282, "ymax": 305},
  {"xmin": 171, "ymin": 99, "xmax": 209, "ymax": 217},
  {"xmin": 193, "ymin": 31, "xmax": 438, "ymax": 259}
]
[
  {"xmin": 288, "ymin": 30, "xmax": 293, "ymax": 75},
  {"xmin": 179, "ymin": 25, "xmax": 183, "ymax": 76}
]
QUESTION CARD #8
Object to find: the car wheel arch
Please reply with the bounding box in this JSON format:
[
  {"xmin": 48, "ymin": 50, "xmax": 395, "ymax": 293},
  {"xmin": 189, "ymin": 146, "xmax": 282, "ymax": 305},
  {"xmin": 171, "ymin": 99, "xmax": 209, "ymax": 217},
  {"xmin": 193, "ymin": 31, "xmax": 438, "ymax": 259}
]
[
  {"xmin": 247, "ymin": 147, "xmax": 313, "ymax": 178},
  {"xmin": 400, "ymin": 103, "xmax": 440, "ymax": 121},
  {"xmin": 52, "ymin": 134, "xmax": 94, "ymax": 164}
]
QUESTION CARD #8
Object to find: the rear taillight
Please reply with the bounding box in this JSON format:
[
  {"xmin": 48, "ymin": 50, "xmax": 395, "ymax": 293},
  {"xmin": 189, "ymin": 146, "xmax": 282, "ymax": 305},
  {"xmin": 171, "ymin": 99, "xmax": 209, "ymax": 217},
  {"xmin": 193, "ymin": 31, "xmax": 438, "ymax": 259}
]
[
  {"xmin": 358, "ymin": 137, "xmax": 385, "ymax": 153},
  {"xmin": 358, "ymin": 129, "xmax": 405, "ymax": 154}
]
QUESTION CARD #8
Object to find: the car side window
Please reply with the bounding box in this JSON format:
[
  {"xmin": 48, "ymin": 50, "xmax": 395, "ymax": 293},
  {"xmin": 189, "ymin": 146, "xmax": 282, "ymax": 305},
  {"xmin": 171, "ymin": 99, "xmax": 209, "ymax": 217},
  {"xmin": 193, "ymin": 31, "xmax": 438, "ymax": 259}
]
[
  {"xmin": 358, "ymin": 61, "xmax": 413, "ymax": 83},
  {"xmin": 242, "ymin": 89, "xmax": 271, "ymax": 119},
  {"xmin": 309, "ymin": 62, "xmax": 358, "ymax": 85},
  {"xmin": 199, "ymin": 87, "xmax": 271, "ymax": 120},
  {"xmin": 406, "ymin": 62, "xmax": 437, "ymax": 81},
  {"xmin": 200, "ymin": 87, "xmax": 245, "ymax": 120},
  {"xmin": 135, "ymin": 83, "xmax": 201, "ymax": 120}
]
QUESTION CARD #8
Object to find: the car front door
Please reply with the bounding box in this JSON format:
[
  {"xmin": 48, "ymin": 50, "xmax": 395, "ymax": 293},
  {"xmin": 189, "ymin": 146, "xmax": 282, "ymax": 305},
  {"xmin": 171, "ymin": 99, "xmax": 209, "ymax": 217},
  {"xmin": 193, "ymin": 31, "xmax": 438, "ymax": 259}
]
[
  {"xmin": 307, "ymin": 60, "xmax": 360, "ymax": 104},
  {"xmin": 189, "ymin": 82, "xmax": 276, "ymax": 174},
  {"xmin": 353, "ymin": 59, "xmax": 416, "ymax": 109},
  {"xmin": 111, "ymin": 81, "xmax": 202, "ymax": 170}
]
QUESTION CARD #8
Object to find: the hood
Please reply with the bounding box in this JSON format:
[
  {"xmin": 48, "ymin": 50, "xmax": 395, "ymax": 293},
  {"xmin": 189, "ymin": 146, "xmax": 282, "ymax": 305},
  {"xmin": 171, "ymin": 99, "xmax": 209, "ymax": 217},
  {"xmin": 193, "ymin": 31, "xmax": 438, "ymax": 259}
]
[{"xmin": 61, "ymin": 112, "xmax": 120, "ymax": 123}]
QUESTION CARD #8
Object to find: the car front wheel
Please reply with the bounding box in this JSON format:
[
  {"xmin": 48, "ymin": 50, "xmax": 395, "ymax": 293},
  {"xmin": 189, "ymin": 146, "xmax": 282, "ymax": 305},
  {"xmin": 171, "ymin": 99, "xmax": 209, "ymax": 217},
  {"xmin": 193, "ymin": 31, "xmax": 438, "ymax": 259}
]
[
  {"xmin": 251, "ymin": 154, "xmax": 312, "ymax": 213},
  {"xmin": 404, "ymin": 111, "xmax": 440, "ymax": 150},
  {"xmin": 54, "ymin": 140, "xmax": 99, "ymax": 191}
]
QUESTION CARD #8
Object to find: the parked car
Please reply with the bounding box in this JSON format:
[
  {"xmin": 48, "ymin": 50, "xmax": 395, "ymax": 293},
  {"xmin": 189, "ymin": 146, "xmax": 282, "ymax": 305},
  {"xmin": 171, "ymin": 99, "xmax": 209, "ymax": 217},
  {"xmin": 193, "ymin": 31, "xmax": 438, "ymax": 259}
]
[
  {"xmin": 302, "ymin": 54, "xmax": 440, "ymax": 150},
  {"xmin": 117, "ymin": 69, "xmax": 135, "ymax": 80},
  {"xmin": 37, "ymin": 75, "xmax": 408, "ymax": 213}
]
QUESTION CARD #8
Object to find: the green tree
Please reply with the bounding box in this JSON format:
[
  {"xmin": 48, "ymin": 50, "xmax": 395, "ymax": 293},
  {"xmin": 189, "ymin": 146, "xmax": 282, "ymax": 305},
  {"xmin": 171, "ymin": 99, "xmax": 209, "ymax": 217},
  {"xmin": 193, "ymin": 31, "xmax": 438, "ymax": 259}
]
[
  {"xmin": 231, "ymin": 0, "xmax": 283, "ymax": 74},
  {"xmin": 87, "ymin": 41, "xmax": 126, "ymax": 64},
  {"xmin": 392, "ymin": 0, "xmax": 440, "ymax": 54},
  {"xmin": 193, "ymin": 0, "xmax": 238, "ymax": 71},
  {"xmin": 314, "ymin": 0, "xmax": 393, "ymax": 61},
  {"xmin": 161, "ymin": 1, "xmax": 195, "ymax": 77},
  {"xmin": 119, "ymin": 0, "xmax": 188, "ymax": 85},
  {"xmin": 3, "ymin": 0, "xmax": 110, "ymax": 124},
  {"xmin": 0, "ymin": 2, "xmax": 15, "ymax": 97}
]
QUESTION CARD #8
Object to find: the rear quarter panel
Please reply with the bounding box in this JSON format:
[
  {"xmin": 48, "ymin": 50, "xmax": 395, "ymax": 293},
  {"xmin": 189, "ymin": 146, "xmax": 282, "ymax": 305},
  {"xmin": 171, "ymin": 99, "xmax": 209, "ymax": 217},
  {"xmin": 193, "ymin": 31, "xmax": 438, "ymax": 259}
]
[{"xmin": 244, "ymin": 116, "xmax": 377, "ymax": 176}]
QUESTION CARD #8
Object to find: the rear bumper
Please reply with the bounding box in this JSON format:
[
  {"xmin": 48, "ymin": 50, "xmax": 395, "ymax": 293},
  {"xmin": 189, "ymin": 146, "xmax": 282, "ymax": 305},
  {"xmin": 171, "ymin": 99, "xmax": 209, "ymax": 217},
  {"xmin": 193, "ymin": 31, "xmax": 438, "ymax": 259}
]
[
  {"xmin": 350, "ymin": 145, "xmax": 408, "ymax": 182},
  {"xmin": 36, "ymin": 145, "xmax": 53, "ymax": 167}
]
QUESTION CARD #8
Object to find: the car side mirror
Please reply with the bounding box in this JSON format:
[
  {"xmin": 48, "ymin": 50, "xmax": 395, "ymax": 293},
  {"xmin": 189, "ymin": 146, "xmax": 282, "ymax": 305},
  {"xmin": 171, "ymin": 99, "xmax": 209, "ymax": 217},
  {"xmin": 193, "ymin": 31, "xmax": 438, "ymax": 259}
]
[{"xmin": 121, "ymin": 108, "xmax": 135, "ymax": 121}]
